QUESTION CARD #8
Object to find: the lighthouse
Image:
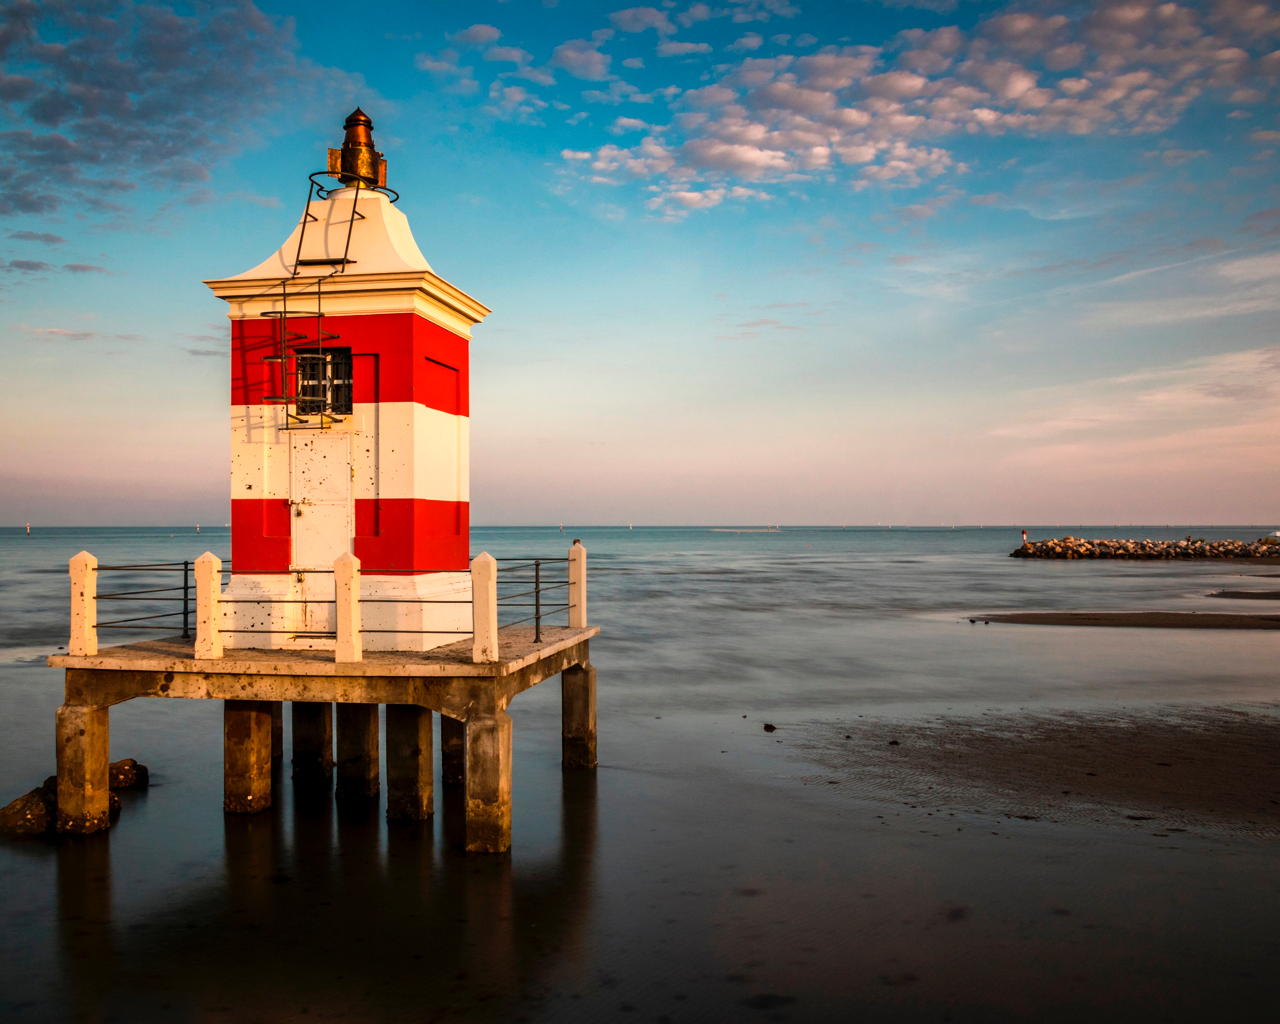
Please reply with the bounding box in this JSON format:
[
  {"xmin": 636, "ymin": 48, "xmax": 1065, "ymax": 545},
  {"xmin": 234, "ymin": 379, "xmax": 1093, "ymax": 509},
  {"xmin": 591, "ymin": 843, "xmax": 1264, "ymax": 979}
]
[{"xmin": 205, "ymin": 110, "xmax": 491, "ymax": 651}]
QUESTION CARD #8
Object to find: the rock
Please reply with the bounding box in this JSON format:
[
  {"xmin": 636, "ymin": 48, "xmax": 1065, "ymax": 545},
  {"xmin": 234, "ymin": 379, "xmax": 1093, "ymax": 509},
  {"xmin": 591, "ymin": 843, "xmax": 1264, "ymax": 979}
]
[
  {"xmin": 762, "ymin": 723, "xmax": 777, "ymax": 733},
  {"xmin": 1010, "ymin": 536, "xmax": 1280, "ymax": 560},
  {"xmin": 109, "ymin": 759, "xmax": 149, "ymax": 791},
  {"xmin": 0, "ymin": 788, "xmax": 54, "ymax": 837}
]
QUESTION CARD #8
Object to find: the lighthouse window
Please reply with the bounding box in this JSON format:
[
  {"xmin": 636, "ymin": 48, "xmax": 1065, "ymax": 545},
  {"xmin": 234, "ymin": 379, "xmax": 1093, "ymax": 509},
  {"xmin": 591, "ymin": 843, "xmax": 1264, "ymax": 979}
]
[{"xmin": 294, "ymin": 348, "xmax": 353, "ymax": 416}]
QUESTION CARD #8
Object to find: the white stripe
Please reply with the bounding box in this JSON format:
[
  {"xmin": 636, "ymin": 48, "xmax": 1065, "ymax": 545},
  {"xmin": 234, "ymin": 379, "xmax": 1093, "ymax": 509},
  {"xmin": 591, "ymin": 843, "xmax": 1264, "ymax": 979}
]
[{"xmin": 230, "ymin": 402, "xmax": 468, "ymax": 502}]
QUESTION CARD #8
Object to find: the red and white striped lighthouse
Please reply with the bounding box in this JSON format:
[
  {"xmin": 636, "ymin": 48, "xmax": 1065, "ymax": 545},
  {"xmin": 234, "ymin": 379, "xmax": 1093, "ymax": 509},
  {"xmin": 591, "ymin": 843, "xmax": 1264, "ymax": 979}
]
[{"xmin": 204, "ymin": 110, "xmax": 490, "ymax": 650}]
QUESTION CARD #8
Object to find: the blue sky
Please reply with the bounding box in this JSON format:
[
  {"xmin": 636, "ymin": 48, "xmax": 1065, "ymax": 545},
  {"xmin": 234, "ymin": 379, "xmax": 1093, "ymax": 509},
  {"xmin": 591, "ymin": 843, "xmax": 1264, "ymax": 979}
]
[{"xmin": 3, "ymin": 0, "xmax": 1279, "ymax": 525}]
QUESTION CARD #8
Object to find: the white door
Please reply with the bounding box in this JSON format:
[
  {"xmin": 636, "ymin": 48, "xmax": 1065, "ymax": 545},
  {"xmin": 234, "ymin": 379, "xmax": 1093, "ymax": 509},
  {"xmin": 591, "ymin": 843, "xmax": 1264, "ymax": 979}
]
[{"xmin": 289, "ymin": 432, "xmax": 352, "ymax": 570}]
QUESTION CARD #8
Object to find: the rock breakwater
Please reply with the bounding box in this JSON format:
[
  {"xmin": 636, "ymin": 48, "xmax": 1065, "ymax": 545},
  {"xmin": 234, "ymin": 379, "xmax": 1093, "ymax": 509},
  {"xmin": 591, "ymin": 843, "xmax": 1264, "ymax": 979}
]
[{"xmin": 1011, "ymin": 537, "xmax": 1280, "ymax": 560}]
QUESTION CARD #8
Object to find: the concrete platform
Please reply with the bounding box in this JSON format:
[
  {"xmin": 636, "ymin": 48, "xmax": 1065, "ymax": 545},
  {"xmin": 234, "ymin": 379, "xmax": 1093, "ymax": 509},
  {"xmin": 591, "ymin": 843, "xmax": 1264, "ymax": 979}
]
[{"xmin": 47, "ymin": 625, "xmax": 599, "ymax": 852}]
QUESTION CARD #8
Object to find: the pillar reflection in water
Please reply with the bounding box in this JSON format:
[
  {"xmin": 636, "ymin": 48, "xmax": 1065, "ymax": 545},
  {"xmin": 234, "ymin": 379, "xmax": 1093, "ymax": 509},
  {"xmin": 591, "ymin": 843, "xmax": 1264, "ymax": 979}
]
[
  {"xmin": 55, "ymin": 757, "xmax": 599, "ymax": 1019},
  {"xmin": 56, "ymin": 833, "xmax": 113, "ymax": 1022}
]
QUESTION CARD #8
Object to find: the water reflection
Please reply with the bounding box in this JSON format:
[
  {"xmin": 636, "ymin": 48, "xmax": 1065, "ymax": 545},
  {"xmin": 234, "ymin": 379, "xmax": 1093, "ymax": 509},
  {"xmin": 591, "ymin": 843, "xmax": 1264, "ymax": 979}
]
[
  {"xmin": 56, "ymin": 770, "xmax": 598, "ymax": 1019},
  {"xmin": 56, "ymin": 834, "xmax": 112, "ymax": 1023}
]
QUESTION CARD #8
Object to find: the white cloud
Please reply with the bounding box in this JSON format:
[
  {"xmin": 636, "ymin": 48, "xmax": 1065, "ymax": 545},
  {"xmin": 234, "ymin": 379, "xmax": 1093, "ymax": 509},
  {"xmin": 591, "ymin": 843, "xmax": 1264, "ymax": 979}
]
[
  {"xmin": 683, "ymin": 85, "xmax": 738, "ymax": 107},
  {"xmin": 682, "ymin": 137, "xmax": 791, "ymax": 175},
  {"xmin": 610, "ymin": 8, "xmax": 675, "ymax": 35},
  {"xmin": 609, "ymin": 116, "xmax": 651, "ymax": 134},
  {"xmin": 452, "ymin": 24, "xmax": 501, "ymax": 46},
  {"xmin": 484, "ymin": 46, "xmax": 533, "ymax": 64},
  {"xmin": 1082, "ymin": 251, "xmax": 1280, "ymax": 327},
  {"xmin": 556, "ymin": 0, "xmax": 1280, "ymax": 215},
  {"xmin": 551, "ymin": 38, "xmax": 613, "ymax": 80},
  {"xmin": 659, "ymin": 41, "xmax": 713, "ymax": 57}
]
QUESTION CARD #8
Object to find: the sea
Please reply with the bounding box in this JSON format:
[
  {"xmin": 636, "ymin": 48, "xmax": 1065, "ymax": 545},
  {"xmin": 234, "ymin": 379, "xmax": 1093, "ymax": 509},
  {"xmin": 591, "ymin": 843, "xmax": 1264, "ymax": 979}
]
[{"xmin": 1, "ymin": 525, "xmax": 1276, "ymax": 1021}]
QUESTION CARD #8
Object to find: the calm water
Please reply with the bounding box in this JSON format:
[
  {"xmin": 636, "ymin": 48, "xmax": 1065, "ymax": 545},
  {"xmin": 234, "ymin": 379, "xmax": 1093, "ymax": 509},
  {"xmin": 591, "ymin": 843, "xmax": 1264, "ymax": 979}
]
[{"xmin": 1, "ymin": 526, "xmax": 1277, "ymax": 1021}]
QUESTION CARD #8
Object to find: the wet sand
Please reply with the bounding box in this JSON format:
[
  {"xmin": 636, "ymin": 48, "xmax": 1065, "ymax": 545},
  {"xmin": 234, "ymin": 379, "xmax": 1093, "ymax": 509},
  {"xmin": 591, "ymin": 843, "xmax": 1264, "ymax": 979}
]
[
  {"xmin": 795, "ymin": 704, "xmax": 1280, "ymax": 838},
  {"xmin": 983, "ymin": 610, "xmax": 1280, "ymax": 629}
]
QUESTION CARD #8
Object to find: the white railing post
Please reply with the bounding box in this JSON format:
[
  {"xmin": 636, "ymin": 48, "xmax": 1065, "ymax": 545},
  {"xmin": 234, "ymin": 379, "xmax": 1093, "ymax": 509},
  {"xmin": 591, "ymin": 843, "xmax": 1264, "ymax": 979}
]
[
  {"xmin": 568, "ymin": 540, "xmax": 587, "ymax": 628},
  {"xmin": 69, "ymin": 551, "xmax": 98, "ymax": 656},
  {"xmin": 334, "ymin": 552, "xmax": 363, "ymax": 663},
  {"xmin": 471, "ymin": 552, "xmax": 498, "ymax": 663},
  {"xmin": 194, "ymin": 552, "xmax": 223, "ymax": 660}
]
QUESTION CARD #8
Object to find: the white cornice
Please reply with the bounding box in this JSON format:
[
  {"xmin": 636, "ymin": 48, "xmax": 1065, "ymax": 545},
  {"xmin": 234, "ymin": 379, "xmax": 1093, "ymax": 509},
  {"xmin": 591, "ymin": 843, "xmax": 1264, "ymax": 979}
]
[{"xmin": 204, "ymin": 269, "xmax": 492, "ymax": 338}]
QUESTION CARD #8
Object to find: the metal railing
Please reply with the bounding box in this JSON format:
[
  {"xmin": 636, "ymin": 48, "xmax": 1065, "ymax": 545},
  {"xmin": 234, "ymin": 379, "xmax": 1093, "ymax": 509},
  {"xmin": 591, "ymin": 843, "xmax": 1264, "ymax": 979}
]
[
  {"xmin": 495, "ymin": 557, "xmax": 572, "ymax": 642},
  {"xmin": 93, "ymin": 560, "xmax": 232, "ymax": 639},
  {"xmin": 68, "ymin": 543, "xmax": 588, "ymax": 665}
]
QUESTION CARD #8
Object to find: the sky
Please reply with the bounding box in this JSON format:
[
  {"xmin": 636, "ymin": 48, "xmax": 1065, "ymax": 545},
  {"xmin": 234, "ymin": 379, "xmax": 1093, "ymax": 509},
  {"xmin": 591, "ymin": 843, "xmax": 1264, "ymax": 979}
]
[{"xmin": 2, "ymin": 0, "xmax": 1279, "ymax": 526}]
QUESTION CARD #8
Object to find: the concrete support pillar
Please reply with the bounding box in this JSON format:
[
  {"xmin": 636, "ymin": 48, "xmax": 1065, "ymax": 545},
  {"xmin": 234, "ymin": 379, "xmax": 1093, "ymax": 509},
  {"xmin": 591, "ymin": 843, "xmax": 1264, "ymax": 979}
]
[
  {"xmin": 562, "ymin": 661, "xmax": 598, "ymax": 768},
  {"xmin": 292, "ymin": 702, "xmax": 333, "ymax": 784},
  {"xmin": 465, "ymin": 710, "xmax": 513, "ymax": 854},
  {"xmin": 336, "ymin": 703, "xmax": 379, "ymax": 803},
  {"xmin": 195, "ymin": 552, "xmax": 223, "ymax": 660},
  {"xmin": 68, "ymin": 551, "xmax": 98, "ymax": 657},
  {"xmin": 440, "ymin": 715, "xmax": 465, "ymax": 786},
  {"xmin": 386, "ymin": 705, "xmax": 434, "ymax": 821},
  {"xmin": 471, "ymin": 552, "xmax": 498, "ymax": 663},
  {"xmin": 334, "ymin": 552, "xmax": 363, "ymax": 663},
  {"xmin": 568, "ymin": 540, "xmax": 587, "ymax": 628},
  {"xmin": 55, "ymin": 704, "xmax": 110, "ymax": 833},
  {"xmin": 223, "ymin": 700, "xmax": 273, "ymax": 813}
]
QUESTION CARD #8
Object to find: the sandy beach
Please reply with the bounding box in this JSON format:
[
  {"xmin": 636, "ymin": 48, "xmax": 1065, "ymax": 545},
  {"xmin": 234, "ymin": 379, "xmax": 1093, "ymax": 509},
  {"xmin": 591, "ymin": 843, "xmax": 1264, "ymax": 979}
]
[
  {"xmin": 984, "ymin": 611, "xmax": 1280, "ymax": 629},
  {"xmin": 796, "ymin": 704, "xmax": 1280, "ymax": 838}
]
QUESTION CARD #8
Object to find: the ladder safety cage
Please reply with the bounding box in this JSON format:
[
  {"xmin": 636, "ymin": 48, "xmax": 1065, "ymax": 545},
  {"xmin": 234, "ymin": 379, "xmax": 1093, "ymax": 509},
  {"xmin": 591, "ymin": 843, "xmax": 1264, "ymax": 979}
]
[{"xmin": 249, "ymin": 170, "xmax": 399, "ymax": 430}]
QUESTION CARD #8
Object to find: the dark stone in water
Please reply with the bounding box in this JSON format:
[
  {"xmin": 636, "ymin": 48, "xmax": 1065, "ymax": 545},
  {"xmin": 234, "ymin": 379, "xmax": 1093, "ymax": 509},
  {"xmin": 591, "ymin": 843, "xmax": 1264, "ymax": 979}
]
[
  {"xmin": 0, "ymin": 788, "xmax": 53, "ymax": 837},
  {"xmin": 762, "ymin": 723, "xmax": 776, "ymax": 732},
  {"xmin": 109, "ymin": 758, "xmax": 150, "ymax": 790}
]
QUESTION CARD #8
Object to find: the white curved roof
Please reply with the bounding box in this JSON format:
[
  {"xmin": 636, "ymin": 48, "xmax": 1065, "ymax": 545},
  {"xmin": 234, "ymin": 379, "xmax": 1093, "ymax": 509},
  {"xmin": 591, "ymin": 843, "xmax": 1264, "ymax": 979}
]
[{"xmin": 223, "ymin": 187, "xmax": 432, "ymax": 281}]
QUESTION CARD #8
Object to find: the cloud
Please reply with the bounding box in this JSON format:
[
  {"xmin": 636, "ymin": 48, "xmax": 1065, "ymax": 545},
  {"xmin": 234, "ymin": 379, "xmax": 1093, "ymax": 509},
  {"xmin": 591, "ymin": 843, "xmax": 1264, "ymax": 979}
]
[
  {"xmin": 658, "ymin": 41, "xmax": 713, "ymax": 57},
  {"xmin": 609, "ymin": 116, "xmax": 651, "ymax": 134},
  {"xmin": 990, "ymin": 348, "xmax": 1280, "ymax": 462},
  {"xmin": 22, "ymin": 325, "xmax": 140, "ymax": 342},
  {"xmin": 62, "ymin": 263, "xmax": 110, "ymax": 274},
  {"xmin": 645, "ymin": 183, "xmax": 771, "ymax": 218},
  {"xmin": 1242, "ymin": 207, "xmax": 1280, "ymax": 237},
  {"xmin": 1, "ymin": 258, "xmax": 53, "ymax": 272},
  {"xmin": 730, "ymin": 34, "xmax": 765, "ymax": 52},
  {"xmin": 677, "ymin": 4, "xmax": 714, "ymax": 28},
  {"xmin": 683, "ymin": 85, "xmax": 737, "ymax": 107},
  {"xmin": 415, "ymin": 49, "xmax": 479, "ymax": 92},
  {"xmin": 485, "ymin": 83, "xmax": 547, "ymax": 123},
  {"xmin": 26, "ymin": 326, "xmax": 97, "ymax": 341},
  {"xmin": 609, "ymin": 8, "xmax": 674, "ymax": 35},
  {"xmin": 484, "ymin": 46, "xmax": 533, "ymax": 65},
  {"xmin": 681, "ymin": 137, "xmax": 791, "ymax": 176},
  {"xmin": 1143, "ymin": 147, "xmax": 1207, "ymax": 166},
  {"xmin": 0, "ymin": 0, "xmax": 367, "ymax": 218},
  {"xmin": 551, "ymin": 38, "xmax": 613, "ymax": 80},
  {"xmin": 8, "ymin": 230, "xmax": 64, "ymax": 244},
  {"xmin": 451, "ymin": 24, "xmax": 501, "ymax": 46},
  {"xmin": 1082, "ymin": 251, "xmax": 1280, "ymax": 328}
]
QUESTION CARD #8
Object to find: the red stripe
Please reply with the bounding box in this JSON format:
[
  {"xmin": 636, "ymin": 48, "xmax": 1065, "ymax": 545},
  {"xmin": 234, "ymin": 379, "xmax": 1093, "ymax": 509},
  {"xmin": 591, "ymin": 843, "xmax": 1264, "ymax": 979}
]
[
  {"xmin": 230, "ymin": 498, "xmax": 468, "ymax": 574},
  {"xmin": 231, "ymin": 312, "xmax": 469, "ymax": 415},
  {"xmin": 355, "ymin": 498, "xmax": 469, "ymax": 573},
  {"xmin": 231, "ymin": 499, "xmax": 291, "ymax": 574}
]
